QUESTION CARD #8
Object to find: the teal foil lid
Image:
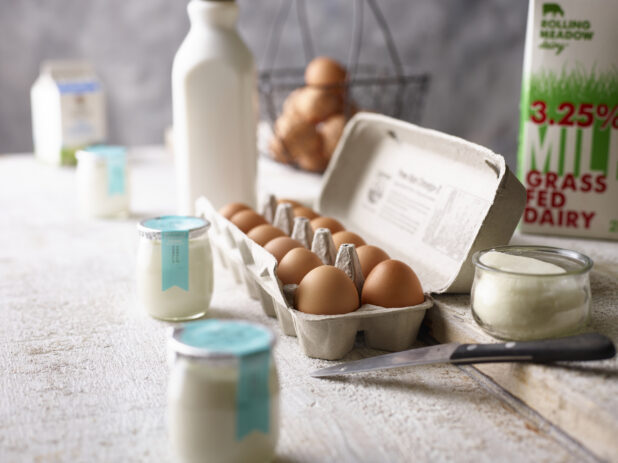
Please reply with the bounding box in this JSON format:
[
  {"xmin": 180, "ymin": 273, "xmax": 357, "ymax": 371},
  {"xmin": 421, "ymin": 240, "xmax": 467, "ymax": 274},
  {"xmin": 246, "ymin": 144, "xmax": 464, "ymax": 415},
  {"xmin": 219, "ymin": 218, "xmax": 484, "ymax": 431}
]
[
  {"xmin": 85, "ymin": 144, "xmax": 125, "ymax": 156},
  {"xmin": 174, "ymin": 319, "xmax": 274, "ymax": 357},
  {"xmin": 171, "ymin": 320, "xmax": 274, "ymax": 440},
  {"xmin": 138, "ymin": 216, "xmax": 209, "ymax": 239}
]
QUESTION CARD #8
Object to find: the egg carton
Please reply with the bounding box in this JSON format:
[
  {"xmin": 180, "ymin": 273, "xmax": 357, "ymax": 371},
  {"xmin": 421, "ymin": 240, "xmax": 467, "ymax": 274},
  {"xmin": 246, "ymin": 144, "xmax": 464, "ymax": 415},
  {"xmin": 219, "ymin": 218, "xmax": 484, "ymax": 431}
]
[
  {"xmin": 197, "ymin": 196, "xmax": 433, "ymax": 360},
  {"xmin": 197, "ymin": 113, "xmax": 526, "ymax": 358}
]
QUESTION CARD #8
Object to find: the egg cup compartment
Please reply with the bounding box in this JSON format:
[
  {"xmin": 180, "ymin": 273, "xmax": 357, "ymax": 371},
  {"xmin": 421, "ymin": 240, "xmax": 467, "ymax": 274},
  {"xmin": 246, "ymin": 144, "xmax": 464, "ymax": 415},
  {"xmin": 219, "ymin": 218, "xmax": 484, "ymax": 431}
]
[
  {"xmin": 197, "ymin": 196, "xmax": 433, "ymax": 360},
  {"xmin": 290, "ymin": 302, "xmax": 431, "ymax": 360},
  {"xmin": 272, "ymin": 299, "xmax": 297, "ymax": 337}
]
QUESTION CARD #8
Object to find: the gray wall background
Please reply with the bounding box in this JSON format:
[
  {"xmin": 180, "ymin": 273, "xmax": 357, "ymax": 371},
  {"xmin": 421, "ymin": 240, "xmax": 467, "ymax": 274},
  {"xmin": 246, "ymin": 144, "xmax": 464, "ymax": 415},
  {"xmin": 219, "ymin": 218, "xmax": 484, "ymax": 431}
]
[{"xmin": 0, "ymin": 0, "xmax": 528, "ymax": 169}]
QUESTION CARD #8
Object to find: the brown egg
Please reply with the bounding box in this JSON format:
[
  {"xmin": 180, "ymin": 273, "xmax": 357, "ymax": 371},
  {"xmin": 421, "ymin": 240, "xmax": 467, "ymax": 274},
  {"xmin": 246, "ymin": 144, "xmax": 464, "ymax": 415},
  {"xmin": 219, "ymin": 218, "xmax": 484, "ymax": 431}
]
[
  {"xmin": 294, "ymin": 87, "xmax": 343, "ymax": 124},
  {"xmin": 230, "ymin": 210, "xmax": 268, "ymax": 234},
  {"xmin": 305, "ymin": 57, "xmax": 347, "ymax": 90},
  {"xmin": 332, "ymin": 231, "xmax": 366, "ymax": 250},
  {"xmin": 295, "ymin": 150, "xmax": 329, "ymax": 173},
  {"xmin": 275, "ymin": 118, "xmax": 324, "ymax": 161},
  {"xmin": 274, "ymin": 112, "xmax": 299, "ymax": 137},
  {"xmin": 361, "ymin": 259, "xmax": 424, "ymax": 308},
  {"xmin": 319, "ymin": 114, "xmax": 346, "ymax": 160},
  {"xmin": 264, "ymin": 236, "xmax": 304, "ymax": 262},
  {"xmin": 277, "ymin": 248, "xmax": 323, "ymax": 285},
  {"xmin": 268, "ymin": 135, "xmax": 291, "ymax": 164},
  {"xmin": 310, "ymin": 216, "xmax": 345, "ymax": 234},
  {"xmin": 281, "ymin": 89, "xmax": 304, "ymax": 119},
  {"xmin": 219, "ymin": 202, "xmax": 251, "ymax": 220},
  {"xmin": 293, "ymin": 206, "xmax": 319, "ymax": 220},
  {"xmin": 247, "ymin": 224, "xmax": 286, "ymax": 247},
  {"xmin": 296, "ymin": 265, "xmax": 359, "ymax": 315},
  {"xmin": 356, "ymin": 245, "xmax": 390, "ymax": 277}
]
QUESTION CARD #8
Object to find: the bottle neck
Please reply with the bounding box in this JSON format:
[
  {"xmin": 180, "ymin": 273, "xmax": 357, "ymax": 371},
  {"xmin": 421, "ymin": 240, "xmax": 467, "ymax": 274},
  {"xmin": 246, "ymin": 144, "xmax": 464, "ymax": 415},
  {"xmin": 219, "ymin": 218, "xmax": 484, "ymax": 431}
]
[{"xmin": 187, "ymin": 0, "xmax": 239, "ymax": 29}]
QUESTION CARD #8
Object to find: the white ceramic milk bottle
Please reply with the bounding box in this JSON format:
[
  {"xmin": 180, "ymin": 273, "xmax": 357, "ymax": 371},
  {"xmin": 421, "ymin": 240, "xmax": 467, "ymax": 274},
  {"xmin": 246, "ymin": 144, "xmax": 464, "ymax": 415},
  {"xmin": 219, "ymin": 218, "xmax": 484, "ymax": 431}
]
[{"xmin": 173, "ymin": 0, "xmax": 257, "ymax": 214}]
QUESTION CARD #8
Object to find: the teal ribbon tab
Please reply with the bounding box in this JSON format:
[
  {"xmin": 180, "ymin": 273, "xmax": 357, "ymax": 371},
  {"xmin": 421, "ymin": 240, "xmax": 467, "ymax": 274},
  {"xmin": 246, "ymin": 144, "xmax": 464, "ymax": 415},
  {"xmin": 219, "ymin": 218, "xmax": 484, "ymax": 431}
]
[
  {"xmin": 237, "ymin": 351, "xmax": 270, "ymax": 440},
  {"xmin": 142, "ymin": 216, "xmax": 206, "ymax": 293},
  {"xmin": 161, "ymin": 230, "xmax": 189, "ymax": 291},
  {"xmin": 106, "ymin": 150, "xmax": 126, "ymax": 195},
  {"xmin": 85, "ymin": 145, "xmax": 126, "ymax": 195}
]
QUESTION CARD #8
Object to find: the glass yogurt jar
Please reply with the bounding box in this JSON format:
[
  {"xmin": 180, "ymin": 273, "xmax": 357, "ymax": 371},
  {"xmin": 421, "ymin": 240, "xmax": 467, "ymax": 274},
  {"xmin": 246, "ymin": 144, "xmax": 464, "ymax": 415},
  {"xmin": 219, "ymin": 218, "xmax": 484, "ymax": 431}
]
[
  {"xmin": 168, "ymin": 320, "xmax": 279, "ymax": 463},
  {"xmin": 137, "ymin": 216, "xmax": 213, "ymax": 321},
  {"xmin": 76, "ymin": 146, "xmax": 130, "ymax": 218},
  {"xmin": 471, "ymin": 246, "xmax": 592, "ymax": 341}
]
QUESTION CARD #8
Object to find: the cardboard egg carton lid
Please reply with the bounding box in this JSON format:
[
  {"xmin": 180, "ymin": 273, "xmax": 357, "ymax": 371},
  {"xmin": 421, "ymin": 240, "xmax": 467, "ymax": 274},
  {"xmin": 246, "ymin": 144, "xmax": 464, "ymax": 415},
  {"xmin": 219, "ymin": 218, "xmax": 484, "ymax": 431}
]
[{"xmin": 317, "ymin": 113, "xmax": 526, "ymax": 293}]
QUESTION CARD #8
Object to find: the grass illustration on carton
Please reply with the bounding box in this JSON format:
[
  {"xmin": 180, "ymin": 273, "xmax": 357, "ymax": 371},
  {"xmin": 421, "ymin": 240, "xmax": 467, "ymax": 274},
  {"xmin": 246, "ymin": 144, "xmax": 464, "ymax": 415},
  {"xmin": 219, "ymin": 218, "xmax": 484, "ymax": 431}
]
[
  {"xmin": 526, "ymin": 65, "xmax": 618, "ymax": 120},
  {"xmin": 519, "ymin": 65, "xmax": 618, "ymax": 177}
]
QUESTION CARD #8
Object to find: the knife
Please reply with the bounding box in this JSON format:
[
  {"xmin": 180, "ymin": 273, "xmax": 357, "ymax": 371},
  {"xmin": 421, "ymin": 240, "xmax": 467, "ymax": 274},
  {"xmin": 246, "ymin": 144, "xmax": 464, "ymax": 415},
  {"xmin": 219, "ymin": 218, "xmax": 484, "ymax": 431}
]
[{"xmin": 311, "ymin": 333, "xmax": 616, "ymax": 378}]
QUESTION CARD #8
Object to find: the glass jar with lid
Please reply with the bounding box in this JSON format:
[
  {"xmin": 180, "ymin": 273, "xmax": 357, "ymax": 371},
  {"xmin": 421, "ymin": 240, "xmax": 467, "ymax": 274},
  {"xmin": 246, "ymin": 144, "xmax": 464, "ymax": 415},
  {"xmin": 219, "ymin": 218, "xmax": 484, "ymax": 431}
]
[
  {"xmin": 76, "ymin": 145, "xmax": 130, "ymax": 218},
  {"xmin": 471, "ymin": 245, "xmax": 592, "ymax": 341},
  {"xmin": 137, "ymin": 216, "xmax": 213, "ymax": 321},
  {"xmin": 168, "ymin": 320, "xmax": 279, "ymax": 463}
]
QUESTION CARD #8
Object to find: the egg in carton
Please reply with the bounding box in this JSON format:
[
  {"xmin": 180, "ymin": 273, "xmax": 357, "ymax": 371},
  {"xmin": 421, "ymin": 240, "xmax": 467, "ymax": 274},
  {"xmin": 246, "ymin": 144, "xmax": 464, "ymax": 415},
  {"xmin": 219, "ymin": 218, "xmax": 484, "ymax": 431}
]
[{"xmin": 198, "ymin": 113, "xmax": 527, "ymax": 360}]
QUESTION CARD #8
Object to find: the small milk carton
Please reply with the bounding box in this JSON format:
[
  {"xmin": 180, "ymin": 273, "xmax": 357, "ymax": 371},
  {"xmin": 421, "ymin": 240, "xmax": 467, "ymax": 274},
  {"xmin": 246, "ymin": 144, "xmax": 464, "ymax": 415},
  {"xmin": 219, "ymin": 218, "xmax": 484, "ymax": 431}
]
[
  {"xmin": 518, "ymin": 0, "xmax": 618, "ymax": 240},
  {"xmin": 31, "ymin": 61, "xmax": 106, "ymax": 166}
]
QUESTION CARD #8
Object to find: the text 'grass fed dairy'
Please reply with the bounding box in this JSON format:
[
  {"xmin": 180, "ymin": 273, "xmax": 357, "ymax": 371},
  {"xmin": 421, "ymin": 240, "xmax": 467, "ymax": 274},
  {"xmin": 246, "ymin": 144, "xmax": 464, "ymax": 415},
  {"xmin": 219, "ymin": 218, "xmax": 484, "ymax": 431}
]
[{"xmin": 518, "ymin": 0, "xmax": 618, "ymax": 240}]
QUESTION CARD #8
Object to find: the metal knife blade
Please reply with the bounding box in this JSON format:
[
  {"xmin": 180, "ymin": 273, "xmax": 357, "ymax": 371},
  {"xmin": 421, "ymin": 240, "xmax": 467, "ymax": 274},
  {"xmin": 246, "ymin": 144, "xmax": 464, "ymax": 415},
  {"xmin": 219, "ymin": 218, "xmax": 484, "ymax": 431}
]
[
  {"xmin": 310, "ymin": 333, "xmax": 616, "ymax": 378},
  {"xmin": 311, "ymin": 343, "xmax": 460, "ymax": 377}
]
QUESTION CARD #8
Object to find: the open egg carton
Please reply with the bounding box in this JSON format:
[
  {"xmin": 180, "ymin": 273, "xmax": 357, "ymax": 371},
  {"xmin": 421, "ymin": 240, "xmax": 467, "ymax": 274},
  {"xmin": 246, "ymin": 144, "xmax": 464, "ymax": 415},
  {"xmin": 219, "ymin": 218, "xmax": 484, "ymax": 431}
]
[{"xmin": 197, "ymin": 113, "xmax": 527, "ymax": 360}]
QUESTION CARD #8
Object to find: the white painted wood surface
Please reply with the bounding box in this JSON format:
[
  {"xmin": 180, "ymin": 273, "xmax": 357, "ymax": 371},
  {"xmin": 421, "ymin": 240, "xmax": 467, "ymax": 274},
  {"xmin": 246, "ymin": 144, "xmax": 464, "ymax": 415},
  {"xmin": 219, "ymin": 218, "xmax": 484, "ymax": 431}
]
[
  {"xmin": 0, "ymin": 149, "xmax": 606, "ymax": 462},
  {"xmin": 426, "ymin": 233, "xmax": 618, "ymax": 462}
]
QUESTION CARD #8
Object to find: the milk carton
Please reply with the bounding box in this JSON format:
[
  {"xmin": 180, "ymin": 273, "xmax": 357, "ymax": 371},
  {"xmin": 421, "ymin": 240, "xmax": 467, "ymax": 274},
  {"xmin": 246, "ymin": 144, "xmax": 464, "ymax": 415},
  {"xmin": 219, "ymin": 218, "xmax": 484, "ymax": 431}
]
[
  {"xmin": 518, "ymin": 0, "xmax": 618, "ymax": 240},
  {"xmin": 31, "ymin": 61, "xmax": 106, "ymax": 165}
]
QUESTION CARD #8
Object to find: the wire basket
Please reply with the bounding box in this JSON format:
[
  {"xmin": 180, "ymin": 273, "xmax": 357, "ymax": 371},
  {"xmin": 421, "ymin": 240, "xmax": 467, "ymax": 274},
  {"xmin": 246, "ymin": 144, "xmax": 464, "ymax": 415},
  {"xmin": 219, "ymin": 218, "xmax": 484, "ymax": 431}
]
[{"xmin": 258, "ymin": 0, "xmax": 430, "ymax": 172}]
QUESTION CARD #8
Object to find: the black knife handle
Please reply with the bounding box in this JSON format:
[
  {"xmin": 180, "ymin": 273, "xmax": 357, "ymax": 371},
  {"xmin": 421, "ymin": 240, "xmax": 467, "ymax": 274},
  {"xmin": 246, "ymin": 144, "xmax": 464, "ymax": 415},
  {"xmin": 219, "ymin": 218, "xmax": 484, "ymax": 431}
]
[{"xmin": 450, "ymin": 333, "xmax": 616, "ymax": 364}]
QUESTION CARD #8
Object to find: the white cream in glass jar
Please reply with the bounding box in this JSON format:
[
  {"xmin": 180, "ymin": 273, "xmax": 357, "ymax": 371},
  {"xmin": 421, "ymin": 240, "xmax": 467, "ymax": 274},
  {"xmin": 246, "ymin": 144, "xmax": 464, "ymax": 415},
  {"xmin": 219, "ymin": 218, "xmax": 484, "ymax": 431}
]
[
  {"xmin": 168, "ymin": 320, "xmax": 279, "ymax": 463},
  {"xmin": 137, "ymin": 216, "xmax": 213, "ymax": 321},
  {"xmin": 76, "ymin": 146, "xmax": 129, "ymax": 218},
  {"xmin": 471, "ymin": 246, "xmax": 592, "ymax": 341}
]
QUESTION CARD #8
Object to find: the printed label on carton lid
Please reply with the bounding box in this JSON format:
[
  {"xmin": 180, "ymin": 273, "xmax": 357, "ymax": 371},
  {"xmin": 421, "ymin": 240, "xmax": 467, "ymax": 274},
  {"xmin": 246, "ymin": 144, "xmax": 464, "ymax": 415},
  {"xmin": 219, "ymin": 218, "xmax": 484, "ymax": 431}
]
[{"xmin": 317, "ymin": 114, "xmax": 524, "ymax": 293}]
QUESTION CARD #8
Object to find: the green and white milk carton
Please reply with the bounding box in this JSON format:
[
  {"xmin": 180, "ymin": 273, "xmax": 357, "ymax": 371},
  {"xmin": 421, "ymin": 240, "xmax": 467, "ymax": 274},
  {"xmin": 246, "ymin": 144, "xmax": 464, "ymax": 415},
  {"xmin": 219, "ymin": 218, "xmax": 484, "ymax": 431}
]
[
  {"xmin": 518, "ymin": 0, "xmax": 618, "ymax": 240},
  {"xmin": 31, "ymin": 61, "xmax": 106, "ymax": 166}
]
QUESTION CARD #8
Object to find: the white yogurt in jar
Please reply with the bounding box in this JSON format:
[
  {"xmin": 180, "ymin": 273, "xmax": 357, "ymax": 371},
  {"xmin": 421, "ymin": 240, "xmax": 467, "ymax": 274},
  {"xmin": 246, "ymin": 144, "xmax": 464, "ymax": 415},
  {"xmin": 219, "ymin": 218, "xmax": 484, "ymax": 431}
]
[
  {"xmin": 137, "ymin": 216, "xmax": 213, "ymax": 321},
  {"xmin": 471, "ymin": 247, "xmax": 592, "ymax": 340},
  {"xmin": 76, "ymin": 146, "xmax": 129, "ymax": 218},
  {"xmin": 168, "ymin": 320, "xmax": 279, "ymax": 463}
]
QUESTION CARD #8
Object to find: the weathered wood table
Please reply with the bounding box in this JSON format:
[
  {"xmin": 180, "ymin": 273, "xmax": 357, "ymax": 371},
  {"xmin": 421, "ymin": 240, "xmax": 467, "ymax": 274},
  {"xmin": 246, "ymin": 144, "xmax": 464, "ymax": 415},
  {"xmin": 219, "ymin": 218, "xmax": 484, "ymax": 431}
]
[{"xmin": 1, "ymin": 148, "xmax": 616, "ymax": 462}]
